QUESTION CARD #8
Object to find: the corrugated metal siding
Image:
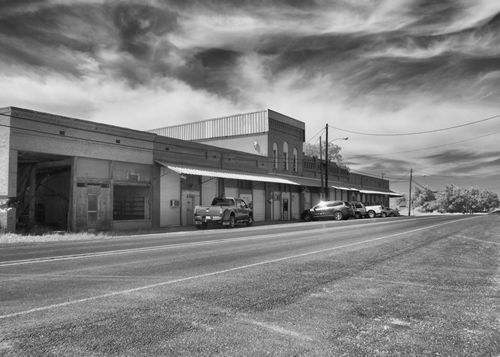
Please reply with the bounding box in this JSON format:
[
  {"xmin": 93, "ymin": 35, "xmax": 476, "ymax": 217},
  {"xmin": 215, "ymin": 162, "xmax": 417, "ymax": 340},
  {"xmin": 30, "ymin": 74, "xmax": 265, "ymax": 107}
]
[{"xmin": 150, "ymin": 111, "xmax": 269, "ymax": 140}]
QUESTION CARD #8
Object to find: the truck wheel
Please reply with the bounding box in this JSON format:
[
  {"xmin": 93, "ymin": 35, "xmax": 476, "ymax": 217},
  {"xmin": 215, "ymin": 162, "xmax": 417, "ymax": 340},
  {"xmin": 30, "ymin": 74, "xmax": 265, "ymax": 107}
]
[
  {"xmin": 368, "ymin": 210, "xmax": 376, "ymax": 218},
  {"xmin": 381, "ymin": 212, "xmax": 387, "ymax": 218},
  {"xmin": 246, "ymin": 216, "xmax": 253, "ymax": 226},
  {"xmin": 333, "ymin": 211, "xmax": 343, "ymax": 221}
]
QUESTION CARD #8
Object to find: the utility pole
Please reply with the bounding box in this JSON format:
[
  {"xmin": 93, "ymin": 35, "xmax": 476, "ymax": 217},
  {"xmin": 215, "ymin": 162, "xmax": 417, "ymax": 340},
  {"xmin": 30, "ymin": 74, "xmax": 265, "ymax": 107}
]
[
  {"xmin": 319, "ymin": 136, "xmax": 324, "ymax": 199},
  {"xmin": 408, "ymin": 168, "xmax": 413, "ymax": 216},
  {"xmin": 325, "ymin": 123, "xmax": 329, "ymax": 200}
]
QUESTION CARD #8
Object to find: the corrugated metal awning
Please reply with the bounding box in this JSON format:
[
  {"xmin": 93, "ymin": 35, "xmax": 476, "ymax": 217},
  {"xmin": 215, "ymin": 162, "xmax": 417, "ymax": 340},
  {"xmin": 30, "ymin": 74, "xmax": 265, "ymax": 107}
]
[
  {"xmin": 156, "ymin": 161, "xmax": 299, "ymax": 185},
  {"xmin": 284, "ymin": 176, "xmax": 322, "ymax": 187},
  {"xmin": 359, "ymin": 189, "xmax": 403, "ymax": 197},
  {"xmin": 330, "ymin": 185, "xmax": 359, "ymax": 191}
]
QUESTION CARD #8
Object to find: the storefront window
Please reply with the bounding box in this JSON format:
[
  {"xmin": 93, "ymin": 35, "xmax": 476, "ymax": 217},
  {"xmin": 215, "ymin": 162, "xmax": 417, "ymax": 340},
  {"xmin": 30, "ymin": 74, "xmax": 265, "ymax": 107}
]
[
  {"xmin": 293, "ymin": 148, "xmax": 298, "ymax": 172},
  {"xmin": 283, "ymin": 142, "xmax": 289, "ymax": 170},
  {"xmin": 113, "ymin": 185, "xmax": 149, "ymax": 220}
]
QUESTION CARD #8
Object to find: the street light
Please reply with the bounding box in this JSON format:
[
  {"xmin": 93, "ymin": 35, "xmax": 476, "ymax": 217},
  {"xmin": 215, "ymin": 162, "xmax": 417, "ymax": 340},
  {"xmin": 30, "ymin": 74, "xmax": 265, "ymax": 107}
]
[{"xmin": 324, "ymin": 125, "xmax": 348, "ymax": 200}]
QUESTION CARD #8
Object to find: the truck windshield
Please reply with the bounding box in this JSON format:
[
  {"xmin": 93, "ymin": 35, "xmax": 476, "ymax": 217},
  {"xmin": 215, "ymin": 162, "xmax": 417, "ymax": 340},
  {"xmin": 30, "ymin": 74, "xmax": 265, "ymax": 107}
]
[{"xmin": 211, "ymin": 198, "xmax": 234, "ymax": 206}]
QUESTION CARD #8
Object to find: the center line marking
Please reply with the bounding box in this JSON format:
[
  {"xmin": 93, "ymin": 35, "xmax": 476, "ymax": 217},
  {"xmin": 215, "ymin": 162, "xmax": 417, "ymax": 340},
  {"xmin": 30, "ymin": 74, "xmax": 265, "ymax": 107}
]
[
  {"xmin": 0, "ymin": 217, "xmax": 439, "ymax": 267},
  {"xmin": 0, "ymin": 217, "xmax": 477, "ymax": 320}
]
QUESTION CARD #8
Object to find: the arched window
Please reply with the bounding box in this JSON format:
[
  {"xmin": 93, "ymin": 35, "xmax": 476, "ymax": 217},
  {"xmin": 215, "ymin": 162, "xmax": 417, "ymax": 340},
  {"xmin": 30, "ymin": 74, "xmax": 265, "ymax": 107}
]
[
  {"xmin": 273, "ymin": 142, "xmax": 278, "ymax": 169},
  {"xmin": 293, "ymin": 148, "xmax": 298, "ymax": 172},
  {"xmin": 283, "ymin": 142, "xmax": 289, "ymax": 170}
]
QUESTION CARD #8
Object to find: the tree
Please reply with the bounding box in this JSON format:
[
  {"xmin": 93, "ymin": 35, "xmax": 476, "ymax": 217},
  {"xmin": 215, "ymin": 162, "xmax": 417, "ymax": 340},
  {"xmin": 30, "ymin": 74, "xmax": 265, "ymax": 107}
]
[
  {"xmin": 479, "ymin": 190, "xmax": 500, "ymax": 211},
  {"xmin": 303, "ymin": 141, "xmax": 346, "ymax": 167},
  {"xmin": 396, "ymin": 194, "xmax": 407, "ymax": 207},
  {"xmin": 438, "ymin": 184, "xmax": 466, "ymax": 213},
  {"xmin": 437, "ymin": 185, "xmax": 499, "ymax": 213},
  {"xmin": 412, "ymin": 186, "xmax": 436, "ymax": 208}
]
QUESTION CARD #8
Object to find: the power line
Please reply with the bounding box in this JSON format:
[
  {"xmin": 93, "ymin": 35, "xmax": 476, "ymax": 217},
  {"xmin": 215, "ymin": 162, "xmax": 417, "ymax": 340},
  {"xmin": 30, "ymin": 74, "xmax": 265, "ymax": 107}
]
[
  {"xmin": 328, "ymin": 113, "xmax": 500, "ymax": 137},
  {"xmin": 305, "ymin": 126, "xmax": 325, "ymax": 144},
  {"xmin": 344, "ymin": 129, "xmax": 500, "ymax": 160}
]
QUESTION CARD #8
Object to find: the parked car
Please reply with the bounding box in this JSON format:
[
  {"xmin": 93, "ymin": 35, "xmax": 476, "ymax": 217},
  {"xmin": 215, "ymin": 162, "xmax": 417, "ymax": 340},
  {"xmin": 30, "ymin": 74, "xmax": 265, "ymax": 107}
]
[
  {"xmin": 194, "ymin": 197, "xmax": 253, "ymax": 228},
  {"xmin": 365, "ymin": 204, "xmax": 383, "ymax": 218},
  {"xmin": 350, "ymin": 201, "xmax": 368, "ymax": 219},
  {"xmin": 301, "ymin": 201, "xmax": 354, "ymax": 221},
  {"xmin": 365, "ymin": 204, "xmax": 400, "ymax": 218},
  {"xmin": 382, "ymin": 206, "xmax": 400, "ymax": 217}
]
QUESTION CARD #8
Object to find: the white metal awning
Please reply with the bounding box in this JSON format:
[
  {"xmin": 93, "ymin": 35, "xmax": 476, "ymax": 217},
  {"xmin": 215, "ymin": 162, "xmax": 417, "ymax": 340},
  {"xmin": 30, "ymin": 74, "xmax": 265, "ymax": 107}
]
[
  {"xmin": 156, "ymin": 161, "xmax": 299, "ymax": 185},
  {"xmin": 359, "ymin": 189, "xmax": 403, "ymax": 197},
  {"xmin": 330, "ymin": 185, "xmax": 358, "ymax": 191}
]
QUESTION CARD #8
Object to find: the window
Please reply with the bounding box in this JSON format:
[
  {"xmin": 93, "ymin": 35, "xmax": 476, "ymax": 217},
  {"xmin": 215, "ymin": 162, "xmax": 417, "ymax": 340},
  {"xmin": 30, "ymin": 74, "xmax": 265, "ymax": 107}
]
[
  {"xmin": 273, "ymin": 142, "xmax": 278, "ymax": 169},
  {"xmin": 113, "ymin": 185, "xmax": 149, "ymax": 220},
  {"xmin": 211, "ymin": 198, "xmax": 234, "ymax": 206},
  {"xmin": 293, "ymin": 148, "xmax": 298, "ymax": 172},
  {"xmin": 283, "ymin": 142, "xmax": 289, "ymax": 170}
]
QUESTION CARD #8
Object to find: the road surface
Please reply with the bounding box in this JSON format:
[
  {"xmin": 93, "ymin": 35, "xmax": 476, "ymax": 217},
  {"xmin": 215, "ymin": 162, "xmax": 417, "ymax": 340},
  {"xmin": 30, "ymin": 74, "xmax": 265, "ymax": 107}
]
[{"xmin": 1, "ymin": 215, "xmax": 498, "ymax": 355}]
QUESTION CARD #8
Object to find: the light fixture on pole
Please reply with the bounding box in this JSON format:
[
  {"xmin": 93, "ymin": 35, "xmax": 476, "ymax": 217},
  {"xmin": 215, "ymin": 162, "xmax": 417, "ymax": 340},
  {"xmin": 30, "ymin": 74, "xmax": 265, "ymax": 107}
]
[{"xmin": 324, "ymin": 123, "xmax": 348, "ymax": 200}]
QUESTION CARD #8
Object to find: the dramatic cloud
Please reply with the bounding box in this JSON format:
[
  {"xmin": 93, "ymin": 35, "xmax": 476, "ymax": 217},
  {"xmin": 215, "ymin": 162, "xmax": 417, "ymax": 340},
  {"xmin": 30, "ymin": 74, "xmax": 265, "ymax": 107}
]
[{"xmin": 1, "ymin": 0, "xmax": 499, "ymax": 195}]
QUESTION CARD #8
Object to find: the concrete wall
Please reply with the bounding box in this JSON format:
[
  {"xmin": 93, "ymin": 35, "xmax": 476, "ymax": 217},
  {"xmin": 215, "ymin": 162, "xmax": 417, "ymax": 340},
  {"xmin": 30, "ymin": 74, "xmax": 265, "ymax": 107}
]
[
  {"xmin": 9, "ymin": 107, "xmax": 154, "ymax": 165},
  {"xmin": 196, "ymin": 133, "xmax": 269, "ymax": 158},
  {"xmin": 0, "ymin": 109, "xmax": 16, "ymax": 231},
  {"xmin": 159, "ymin": 166, "xmax": 181, "ymax": 227}
]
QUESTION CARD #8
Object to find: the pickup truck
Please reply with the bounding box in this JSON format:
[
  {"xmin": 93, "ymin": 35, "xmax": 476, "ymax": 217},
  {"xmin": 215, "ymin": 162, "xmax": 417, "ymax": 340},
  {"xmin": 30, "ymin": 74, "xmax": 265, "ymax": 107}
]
[{"xmin": 194, "ymin": 197, "xmax": 253, "ymax": 228}]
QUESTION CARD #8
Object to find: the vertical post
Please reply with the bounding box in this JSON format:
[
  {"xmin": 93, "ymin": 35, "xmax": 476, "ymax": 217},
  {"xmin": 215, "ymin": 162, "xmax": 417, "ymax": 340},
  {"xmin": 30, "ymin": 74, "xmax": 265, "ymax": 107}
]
[
  {"xmin": 408, "ymin": 168, "xmax": 413, "ymax": 217},
  {"xmin": 28, "ymin": 166, "xmax": 36, "ymax": 227},
  {"xmin": 319, "ymin": 136, "xmax": 324, "ymax": 199},
  {"xmin": 325, "ymin": 124, "xmax": 329, "ymax": 200}
]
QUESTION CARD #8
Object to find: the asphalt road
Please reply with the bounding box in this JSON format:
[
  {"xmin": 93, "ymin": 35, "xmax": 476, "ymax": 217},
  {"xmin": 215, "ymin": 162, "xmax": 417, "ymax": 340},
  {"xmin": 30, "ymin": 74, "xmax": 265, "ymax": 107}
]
[{"xmin": 0, "ymin": 215, "xmax": 497, "ymax": 355}]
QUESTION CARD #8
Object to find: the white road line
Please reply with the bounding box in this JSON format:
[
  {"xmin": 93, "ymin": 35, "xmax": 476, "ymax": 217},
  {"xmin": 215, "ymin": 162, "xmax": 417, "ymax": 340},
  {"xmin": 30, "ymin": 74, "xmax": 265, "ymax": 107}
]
[
  {"xmin": 241, "ymin": 318, "xmax": 314, "ymax": 341},
  {"xmin": 0, "ymin": 216, "xmax": 441, "ymax": 267},
  {"xmin": 0, "ymin": 216, "xmax": 477, "ymax": 320},
  {"xmin": 455, "ymin": 235, "xmax": 500, "ymax": 245}
]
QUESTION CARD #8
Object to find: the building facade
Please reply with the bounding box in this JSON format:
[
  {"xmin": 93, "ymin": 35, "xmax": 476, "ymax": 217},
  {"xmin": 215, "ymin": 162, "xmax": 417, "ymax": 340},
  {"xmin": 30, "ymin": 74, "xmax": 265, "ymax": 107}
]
[{"xmin": 0, "ymin": 107, "xmax": 399, "ymax": 233}]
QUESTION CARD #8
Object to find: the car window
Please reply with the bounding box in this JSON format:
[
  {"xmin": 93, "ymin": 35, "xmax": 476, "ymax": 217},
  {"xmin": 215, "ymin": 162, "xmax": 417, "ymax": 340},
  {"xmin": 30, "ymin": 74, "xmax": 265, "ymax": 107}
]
[{"xmin": 212, "ymin": 198, "xmax": 233, "ymax": 206}]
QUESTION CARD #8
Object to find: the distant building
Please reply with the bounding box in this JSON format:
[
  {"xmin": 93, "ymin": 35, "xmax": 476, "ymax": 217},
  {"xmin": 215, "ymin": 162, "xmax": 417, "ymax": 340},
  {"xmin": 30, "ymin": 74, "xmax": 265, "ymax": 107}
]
[{"xmin": 0, "ymin": 107, "xmax": 400, "ymax": 233}]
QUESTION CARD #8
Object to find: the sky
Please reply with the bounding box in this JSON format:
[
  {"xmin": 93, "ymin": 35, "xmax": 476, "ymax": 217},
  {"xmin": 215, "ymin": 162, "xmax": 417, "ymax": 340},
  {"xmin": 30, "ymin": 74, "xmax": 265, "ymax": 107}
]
[{"xmin": 1, "ymin": 0, "xmax": 499, "ymax": 197}]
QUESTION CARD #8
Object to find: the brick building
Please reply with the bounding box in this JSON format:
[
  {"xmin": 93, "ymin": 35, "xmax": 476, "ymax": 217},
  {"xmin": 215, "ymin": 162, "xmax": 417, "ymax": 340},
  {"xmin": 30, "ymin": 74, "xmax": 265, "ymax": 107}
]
[{"xmin": 0, "ymin": 107, "xmax": 399, "ymax": 233}]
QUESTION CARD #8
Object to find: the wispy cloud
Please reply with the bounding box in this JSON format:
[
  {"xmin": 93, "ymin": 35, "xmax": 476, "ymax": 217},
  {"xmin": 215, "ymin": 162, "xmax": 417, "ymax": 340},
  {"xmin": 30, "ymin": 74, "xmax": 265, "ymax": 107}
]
[{"xmin": 0, "ymin": 0, "xmax": 499, "ymax": 194}]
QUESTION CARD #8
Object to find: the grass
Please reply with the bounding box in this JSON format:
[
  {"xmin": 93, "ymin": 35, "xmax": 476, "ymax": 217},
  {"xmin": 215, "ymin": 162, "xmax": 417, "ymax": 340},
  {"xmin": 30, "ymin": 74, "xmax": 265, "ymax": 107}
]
[{"xmin": 0, "ymin": 232, "xmax": 112, "ymax": 244}]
